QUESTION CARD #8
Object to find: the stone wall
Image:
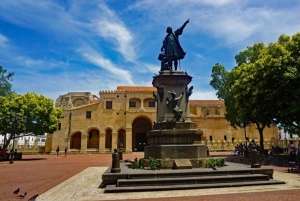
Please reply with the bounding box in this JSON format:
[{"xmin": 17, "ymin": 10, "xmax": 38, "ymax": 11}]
[{"xmin": 45, "ymin": 87, "xmax": 282, "ymax": 154}]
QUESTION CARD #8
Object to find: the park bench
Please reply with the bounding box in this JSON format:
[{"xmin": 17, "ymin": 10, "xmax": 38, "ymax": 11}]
[{"xmin": 0, "ymin": 154, "xmax": 10, "ymax": 161}]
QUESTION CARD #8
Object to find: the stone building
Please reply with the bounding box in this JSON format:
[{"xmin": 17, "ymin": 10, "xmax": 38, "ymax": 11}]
[
  {"xmin": 189, "ymin": 100, "xmax": 278, "ymax": 143},
  {"xmin": 45, "ymin": 86, "xmax": 278, "ymax": 154}
]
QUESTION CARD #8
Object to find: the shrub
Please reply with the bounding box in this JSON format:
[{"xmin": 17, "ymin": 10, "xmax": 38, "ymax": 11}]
[
  {"xmin": 149, "ymin": 157, "xmax": 165, "ymax": 170},
  {"xmin": 206, "ymin": 157, "xmax": 225, "ymax": 168},
  {"xmin": 130, "ymin": 157, "xmax": 144, "ymax": 169}
]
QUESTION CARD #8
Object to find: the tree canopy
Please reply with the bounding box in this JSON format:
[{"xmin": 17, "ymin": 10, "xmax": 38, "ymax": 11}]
[
  {"xmin": 0, "ymin": 66, "xmax": 14, "ymax": 97},
  {"xmin": 0, "ymin": 92, "xmax": 62, "ymax": 149},
  {"xmin": 210, "ymin": 33, "xmax": 300, "ymax": 151}
]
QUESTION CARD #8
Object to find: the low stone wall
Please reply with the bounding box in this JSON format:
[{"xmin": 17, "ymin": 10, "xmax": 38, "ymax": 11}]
[
  {"xmin": 6, "ymin": 144, "xmax": 45, "ymax": 154},
  {"xmin": 204, "ymin": 138, "xmax": 299, "ymax": 151}
]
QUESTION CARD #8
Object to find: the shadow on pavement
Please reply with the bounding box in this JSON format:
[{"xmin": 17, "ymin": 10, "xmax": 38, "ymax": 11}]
[{"xmin": 20, "ymin": 158, "xmax": 47, "ymax": 161}]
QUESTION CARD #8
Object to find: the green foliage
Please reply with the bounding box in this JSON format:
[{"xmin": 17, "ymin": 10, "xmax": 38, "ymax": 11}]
[
  {"xmin": 210, "ymin": 32, "xmax": 300, "ymax": 150},
  {"xmin": 130, "ymin": 157, "xmax": 144, "ymax": 169},
  {"xmin": 0, "ymin": 92, "xmax": 62, "ymax": 149},
  {"xmin": 129, "ymin": 157, "xmax": 166, "ymax": 170},
  {"xmin": 206, "ymin": 157, "xmax": 225, "ymax": 168},
  {"xmin": 149, "ymin": 157, "xmax": 165, "ymax": 170},
  {"xmin": 0, "ymin": 66, "xmax": 14, "ymax": 97}
]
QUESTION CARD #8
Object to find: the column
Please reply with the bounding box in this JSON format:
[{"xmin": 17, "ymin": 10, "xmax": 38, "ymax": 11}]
[
  {"xmin": 34, "ymin": 139, "xmax": 38, "ymax": 151},
  {"xmin": 112, "ymin": 132, "xmax": 118, "ymax": 152},
  {"xmin": 99, "ymin": 132, "xmax": 105, "ymax": 153},
  {"xmin": 14, "ymin": 139, "xmax": 18, "ymax": 151},
  {"xmin": 24, "ymin": 139, "xmax": 29, "ymax": 149},
  {"xmin": 125, "ymin": 128, "xmax": 132, "ymax": 153},
  {"xmin": 80, "ymin": 134, "xmax": 87, "ymax": 153}
]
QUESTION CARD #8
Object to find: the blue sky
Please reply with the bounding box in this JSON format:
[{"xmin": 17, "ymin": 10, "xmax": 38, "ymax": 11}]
[{"xmin": 1, "ymin": 0, "xmax": 300, "ymax": 101}]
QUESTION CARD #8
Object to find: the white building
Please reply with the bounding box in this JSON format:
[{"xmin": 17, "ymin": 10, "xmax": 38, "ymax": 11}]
[{"xmin": 0, "ymin": 133, "xmax": 47, "ymax": 148}]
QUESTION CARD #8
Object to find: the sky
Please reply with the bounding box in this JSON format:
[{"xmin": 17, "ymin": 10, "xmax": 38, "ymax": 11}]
[{"xmin": 1, "ymin": 0, "xmax": 300, "ymax": 101}]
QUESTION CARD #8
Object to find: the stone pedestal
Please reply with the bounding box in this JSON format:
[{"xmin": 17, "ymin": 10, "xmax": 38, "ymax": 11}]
[{"xmin": 144, "ymin": 71, "xmax": 206, "ymax": 160}]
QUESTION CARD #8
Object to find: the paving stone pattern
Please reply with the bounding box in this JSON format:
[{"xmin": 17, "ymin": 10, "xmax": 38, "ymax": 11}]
[{"xmin": 0, "ymin": 152, "xmax": 299, "ymax": 201}]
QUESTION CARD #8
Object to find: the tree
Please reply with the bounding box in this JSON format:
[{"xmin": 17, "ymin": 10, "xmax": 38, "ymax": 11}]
[
  {"xmin": 210, "ymin": 33, "xmax": 300, "ymax": 153},
  {"xmin": 0, "ymin": 66, "xmax": 14, "ymax": 97},
  {"xmin": 210, "ymin": 63, "xmax": 240, "ymax": 128},
  {"xmin": 0, "ymin": 92, "xmax": 62, "ymax": 149}
]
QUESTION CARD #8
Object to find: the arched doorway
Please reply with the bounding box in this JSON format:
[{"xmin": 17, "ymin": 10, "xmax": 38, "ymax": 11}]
[
  {"xmin": 132, "ymin": 117, "xmax": 152, "ymax": 152},
  {"xmin": 87, "ymin": 129, "xmax": 99, "ymax": 149},
  {"xmin": 71, "ymin": 132, "xmax": 81, "ymax": 149},
  {"xmin": 105, "ymin": 128, "xmax": 112, "ymax": 150},
  {"xmin": 118, "ymin": 129, "xmax": 126, "ymax": 150}
]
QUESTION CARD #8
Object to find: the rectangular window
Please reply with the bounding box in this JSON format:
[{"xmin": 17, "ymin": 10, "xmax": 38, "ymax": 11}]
[
  {"xmin": 129, "ymin": 101, "xmax": 136, "ymax": 107},
  {"xmin": 148, "ymin": 102, "xmax": 155, "ymax": 107},
  {"xmin": 86, "ymin": 111, "xmax": 91, "ymax": 118},
  {"xmin": 41, "ymin": 139, "xmax": 46, "ymax": 142},
  {"xmin": 106, "ymin": 101, "xmax": 112, "ymax": 109},
  {"xmin": 224, "ymin": 135, "xmax": 227, "ymax": 141},
  {"xmin": 209, "ymin": 135, "xmax": 213, "ymax": 141},
  {"xmin": 58, "ymin": 123, "xmax": 61, "ymax": 130}
]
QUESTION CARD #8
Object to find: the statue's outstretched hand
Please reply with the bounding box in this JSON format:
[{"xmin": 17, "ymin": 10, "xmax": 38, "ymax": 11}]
[{"xmin": 186, "ymin": 19, "xmax": 190, "ymax": 24}]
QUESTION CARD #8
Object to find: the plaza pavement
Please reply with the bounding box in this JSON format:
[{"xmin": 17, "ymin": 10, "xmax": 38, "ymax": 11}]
[{"xmin": 0, "ymin": 152, "xmax": 299, "ymax": 201}]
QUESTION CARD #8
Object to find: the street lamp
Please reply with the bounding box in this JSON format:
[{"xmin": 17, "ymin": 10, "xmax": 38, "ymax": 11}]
[{"xmin": 6, "ymin": 113, "xmax": 27, "ymax": 164}]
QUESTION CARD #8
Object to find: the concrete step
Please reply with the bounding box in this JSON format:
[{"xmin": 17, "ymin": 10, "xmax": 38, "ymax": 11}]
[
  {"xmin": 117, "ymin": 174, "xmax": 269, "ymax": 187},
  {"xmin": 125, "ymin": 169, "xmax": 274, "ymax": 180},
  {"xmin": 105, "ymin": 180, "xmax": 285, "ymax": 193}
]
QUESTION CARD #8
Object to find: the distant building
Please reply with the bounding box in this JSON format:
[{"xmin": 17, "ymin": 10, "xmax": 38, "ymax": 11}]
[
  {"xmin": 278, "ymin": 129, "xmax": 298, "ymax": 140},
  {"xmin": 46, "ymin": 86, "xmax": 278, "ymax": 154},
  {"xmin": 0, "ymin": 133, "xmax": 47, "ymax": 148}
]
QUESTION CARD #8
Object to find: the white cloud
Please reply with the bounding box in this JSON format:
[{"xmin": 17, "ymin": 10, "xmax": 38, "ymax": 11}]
[
  {"xmin": 13, "ymin": 68, "xmax": 131, "ymax": 101},
  {"xmin": 95, "ymin": 20, "xmax": 136, "ymax": 61},
  {"xmin": 194, "ymin": 53, "xmax": 206, "ymax": 60},
  {"xmin": 200, "ymin": 0, "xmax": 237, "ymax": 7},
  {"xmin": 9, "ymin": 56, "xmax": 69, "ymax": 72},
  {"xmin": 93, "ymin": 4, "xmax": 136, "ymax": 62},
  {"xmin": 139, "ymin": 63, "xmax": 160, "ymax": 74},
  {"xmin": 130, "ymin": 0, "xmax": 300, "ymax": 47},
  {"xmin": 0, "ymin": 34, "xmax": 8, "ymax": 47},
  {"xmin": 78, "ymin": 45, "xmax": 134, "ymax": 85}
]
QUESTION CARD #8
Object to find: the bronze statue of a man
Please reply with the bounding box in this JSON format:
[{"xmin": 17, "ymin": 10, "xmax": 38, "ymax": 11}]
[
  {"xmin": 160, "ymin": 19, "xmax": 189, "ymax": 71},
  {"xmin": 166, "ymin": 91, "xmax": 183, "ymax": 122}
]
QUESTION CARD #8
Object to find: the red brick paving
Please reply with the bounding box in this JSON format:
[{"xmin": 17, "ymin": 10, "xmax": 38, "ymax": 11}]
[{"xmin": 0, "ymin": 152, "xmax": 299, "ymax": 201}]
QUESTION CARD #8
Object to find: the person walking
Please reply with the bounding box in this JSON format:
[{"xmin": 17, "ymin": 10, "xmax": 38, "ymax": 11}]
[
  {"xmin": 63, "ymin": 147, "xmax": 68, "ymax": 158},
  {"xmin": 56, "ymin": 146, "xmax": 60, "ymax": 158}
]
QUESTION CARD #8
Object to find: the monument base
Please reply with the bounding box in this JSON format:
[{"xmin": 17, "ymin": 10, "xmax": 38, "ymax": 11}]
[{"xmin": 144, "ymin": 144, "xmax": 207, "ymax": 159}]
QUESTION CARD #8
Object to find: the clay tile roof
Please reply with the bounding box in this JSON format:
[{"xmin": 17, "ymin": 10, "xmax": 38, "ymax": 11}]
[
  {"xmin": 116, "ymin": 86, "xmax": 156, "ymax": 91},
  {"xmin": 189, "ymin": 100, "xmax": 224, "ymax": 106},
  {"xmin": 91, "ymin": 99, "xmax": 100, "ymax": 103}
]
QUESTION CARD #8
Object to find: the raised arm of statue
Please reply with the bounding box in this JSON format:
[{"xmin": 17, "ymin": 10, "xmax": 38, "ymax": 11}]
[
  {"xmin": 176, "ymin": 19, "xmax": 190, "ymax": 35},
  {"xmin": 175, "ymin": 92, "xmax": 184, "ymax": 101}
]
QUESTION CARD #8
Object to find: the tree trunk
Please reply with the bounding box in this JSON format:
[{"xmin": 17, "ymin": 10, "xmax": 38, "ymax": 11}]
[
  {"xmin": 256, "ymin": 123, "xmax": 266, "ymax": 155},
  {"xmin": 4, "ymin": 133, "xmax": 13, "ymax": 150}
]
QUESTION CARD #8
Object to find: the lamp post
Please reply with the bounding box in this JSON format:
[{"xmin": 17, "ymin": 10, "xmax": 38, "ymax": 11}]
[{"xmin": 6, "ymin": 113, "xmax": 27, "ymax": 164}]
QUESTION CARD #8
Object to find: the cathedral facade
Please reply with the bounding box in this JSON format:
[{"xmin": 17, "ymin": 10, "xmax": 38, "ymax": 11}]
[{"xmin": 45, "ymin": 86, "xmax": 278, "ymax": 154}]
